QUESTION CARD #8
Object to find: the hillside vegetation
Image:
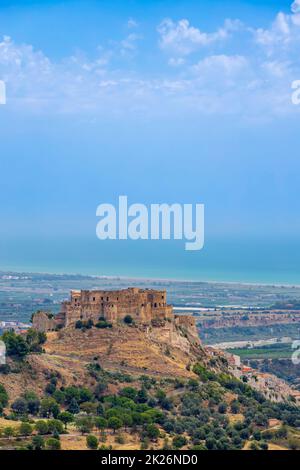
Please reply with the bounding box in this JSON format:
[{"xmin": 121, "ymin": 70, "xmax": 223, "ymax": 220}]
[{"xmin": 0, "ymin": 324, "xmax": 300, "ymax": 450}]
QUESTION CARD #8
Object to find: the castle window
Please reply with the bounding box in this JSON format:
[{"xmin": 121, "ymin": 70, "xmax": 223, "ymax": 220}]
[
  {"xmin": 101, "ymin": 297, "xmax": 103, "ymax": 300},
  {"xmin": 154, "ymin": 303, "xmax": 157, "ymax": 308},
  {"xmin": 93, "ymin": 297, "xmax": 96, "ymax": 302},
  {"xmin": 107, "ymin": 297, "xmax": 109, "ymax": 301}
]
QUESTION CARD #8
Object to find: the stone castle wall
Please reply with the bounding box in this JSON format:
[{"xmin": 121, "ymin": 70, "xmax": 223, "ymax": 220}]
[
  {"xmin": 33, "ymin": 287, "xmax": 175, "ymax": 331},
  {"xmin": 32, "ymin": 311, "xmax": 57, "ymax": 332}
]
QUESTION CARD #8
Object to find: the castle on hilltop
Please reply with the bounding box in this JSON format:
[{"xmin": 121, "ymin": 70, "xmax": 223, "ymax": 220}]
[{"xmin": 32, "ymin": 287, "xmax": 189, "ymax": 332}]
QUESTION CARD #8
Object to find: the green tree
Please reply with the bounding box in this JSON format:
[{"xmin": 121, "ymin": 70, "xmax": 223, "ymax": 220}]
[
  {"xmin": 75, "ymin": 415, "xmax": 94, "ymax": 435},
  {"xmin": 35, "ymin": 420, "xmax": 49, "ymax": 435},
  {"xmin": 230, "ymin": 400, "xmax": 240, "ymax": 414},
  {"xmin": 3, "ymin": 426, "xmax": 14, "ymax": 439},
  {"xmin": 95, "ymin": 417, "xmax": 107, "ymax": 434},
  {"xmin": 108, "ymin": 417, "xmax": 122, "ymax": 434},
  {"xmin": 218, "ymin": 402, "xmax": 227, "ymax": 414},
  {"xmin": 136, "ymin": 388, "xmax": 148, "ymax": 403},
  {"xmin": 80, "ymin": 402, "xmax": 98, "ymax": 415},
  {"xmin": 172, "ymin": 435, "xmax": 187, "ymax": 449},
  {"xmin": 86, "ymin": 434, "xmax": 98, "ymax": 450},
  {"xmin": 19, "ymin": 422, "xmax": 33, "ymax": 436},
  {"xmin": 58, "ymin": 411, "xmax": 74, "ymax": 430},
  {"xmin": 53, "ymin": 389, "xmax": 65, "ymax": 404},
  {"xmin": 144, "ymin": 423, "xmax": 160, "ymax": 441},
  {"xmin": 79, "ymin": 387, "xmax": 93, "ymax": 403},
  {"xmin": 0, "ymin": 384, "xmax": 8, "ymax": 410},
  {"xmin": 26, "ymin": 328, "xmax": 47, "ymax": 352},
  {"xmin": 48, "ymin": 419, "xmax": 64, "ymax": 435},
  {"xmin": 2, "ymin": 331, "xmax": 29, "ymax": 358},
  {"xmin": 276, "ymin": 425, "xmax": 288, "ymax": 439},
  {"xmin": 45, "ymin": 437, "xmax": 61, "ymax": 450},
  {"xmin": 94, "ymin": 381, "xmax": 108, "ymax": 399},
  {"xmin": 11, "ymin": 397, "xmax": 28, "ymax": 415},
  {"xmin": 32, "ymin": 435, "xmax": 45, "ymax": 450},
  {"xmin": 120, "ymin": 387, "xmax": 137, "ymax": 400},
  {"xmin": 40, "ymin": 397, "xmax": 60, "ymax": 418},
  {"xmin": 67, "ymin": 397, "xmax": 80, "ymax": 414},
  {"xmin": 27, "ymin": 398, "xmax": 40, "ymax": 416}
]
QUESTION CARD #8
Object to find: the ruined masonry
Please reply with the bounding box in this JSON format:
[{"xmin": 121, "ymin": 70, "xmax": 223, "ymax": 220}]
[{"xmin": 32, "ymin": 287, "xmax": 197, "ymax": 334}]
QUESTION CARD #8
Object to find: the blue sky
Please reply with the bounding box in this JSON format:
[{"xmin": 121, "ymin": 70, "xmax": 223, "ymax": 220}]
[{"xmin": 0, "ymin": 0, "xmax": 300, "ymax": 282}]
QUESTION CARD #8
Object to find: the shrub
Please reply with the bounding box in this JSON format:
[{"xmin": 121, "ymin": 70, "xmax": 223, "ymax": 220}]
[
  {"xmin": 173, "ymin": 435, "xmax": 187, "ymax": 449},
  {"xmin": 19, "ymin": 422, "xmax": 33, "ymax": 436},
  {"xmin": 3, "ymin": 426, "xmax": 14, "ymax": 438},
  {"xmin": 12, "ymin": 398, "xmax": 28, "ymax": 415},
  {"xmin": 218, "ymin": 402, "xmax": 227, "ymax": 414},
  {"xmin": 123, "ymin": 315, "xmax": 133, "ymax": 325},
  {"xmin": 144, "ymin": 423, "xmax": 160, "ymax": 440},
  {"xmin": 32, "ymin": 435, "xmax": 45, "ymax": 450},
  {"xmin": 86, "ymin": 434, "xmax": 98, "ymax": 450},
  {"xmin": 45, "ymin": 437, "xmax": 61, "ymax": 450},
  {"xmin": 35, "ymin": 420, "xmax": 49, "ymax": 435},
  {"xmin": 0, "ymin": 384, "xmax": 8, "ymax": 410},
  {"xmin": 95, "ymin": 321, "xmax": 112, "ymax": 329},
  {"xmin": 48, "ymin": 419, "xmax": 64, "ymax": 435}
]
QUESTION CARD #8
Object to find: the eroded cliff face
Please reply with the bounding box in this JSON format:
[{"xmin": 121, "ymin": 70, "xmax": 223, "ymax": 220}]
[{"xmin": 146, "ymin": 317, "xmax": 203, "ymax": 361}]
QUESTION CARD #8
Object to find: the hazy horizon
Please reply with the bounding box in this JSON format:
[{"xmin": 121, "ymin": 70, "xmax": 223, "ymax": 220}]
[{"xmin": 1, "ymin": 0, "xmax": 300, "ymax": 283}]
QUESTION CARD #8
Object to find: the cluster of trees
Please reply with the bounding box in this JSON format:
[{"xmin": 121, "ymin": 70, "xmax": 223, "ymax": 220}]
[
  {"xmin": 0, "ymin": 384, "xmax": 8, "ymax": 413},
  {"xmin": 1, "ymin": 358, "xmax": 300, "ymax": 451},
  {"xmin": 1, "ymin": 329, "xmax": 47, "ymax": 360},
  {"xmin": 75, "ymin": 315, "xmax": 134, "ymax": 330}
]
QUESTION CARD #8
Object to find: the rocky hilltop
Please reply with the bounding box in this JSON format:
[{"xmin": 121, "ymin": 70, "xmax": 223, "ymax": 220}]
[
  {"xmin": 1, "ymin": 289, "xmax": 300, "ymax": 451},
  {"xmin": 0, "ymin": 311, "xmax": 209, "ymax": 402}
]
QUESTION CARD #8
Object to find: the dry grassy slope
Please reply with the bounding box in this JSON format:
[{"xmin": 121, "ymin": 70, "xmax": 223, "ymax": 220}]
[
  {"xmin": 0, "ymin": 354, "xmax": 91, "ymax": 402},
  {"xmin": 45, "ymin": 323, "xmax": 205, "ymax": 378},
  {"xmin": 0, "ymin": 323, "xmax": 207, "ymax": 402}
]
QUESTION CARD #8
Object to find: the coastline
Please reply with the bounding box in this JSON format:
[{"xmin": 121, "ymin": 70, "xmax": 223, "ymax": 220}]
[{"xmin": 1, "ymin": 268, "xmax": 300, "ymax": 289}]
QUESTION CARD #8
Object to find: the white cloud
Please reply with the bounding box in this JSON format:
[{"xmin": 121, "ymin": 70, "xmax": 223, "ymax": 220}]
[
  {"xmin": 254, "ymin": 12, "xmax": 291, "ymax": 50},
  {"xmin": 127, "ymin": 18, "xmax": 138, "ymax": 29},
  {"xmin": 120, "ymin": 33, "xmax": 141, "ymax": 56},
  {"xmin": 291, "ymin": 0, "xmax": 300, "ymax": 13},
  {"xmin": 193, "ymin": 54, "xmax": 248, "ymax": 76},
  {"xmin": 253, "ymin": 6, "xmax": 300, "ymax": 58},
  {"xmin": 261, "ymin": 60, "xmax": 291, "ymax": 79},
  {"xmin": 157, "ymin": 18, "xmax": 238, "ymax": 56},
  {"xmin": 168, "ymin": 57, "xmax": 185, "ymax": 67},
  {"xmin": 1, "ymin": 1, "xmax": 300, "ymax": 122}
]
